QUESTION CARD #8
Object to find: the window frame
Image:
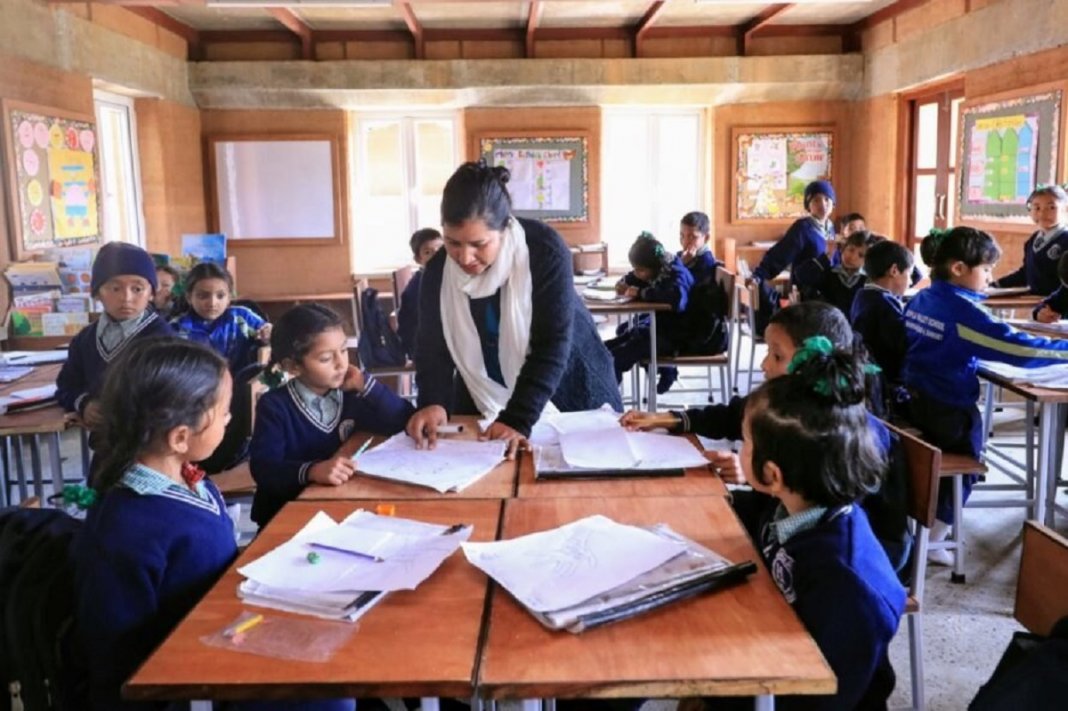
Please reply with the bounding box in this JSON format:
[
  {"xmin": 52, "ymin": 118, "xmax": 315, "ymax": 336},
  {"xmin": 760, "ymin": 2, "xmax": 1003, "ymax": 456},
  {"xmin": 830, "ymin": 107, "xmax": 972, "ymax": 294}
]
[{"xmin": 93, "ymin": 89, "xmax": 146, "ymax": 247}]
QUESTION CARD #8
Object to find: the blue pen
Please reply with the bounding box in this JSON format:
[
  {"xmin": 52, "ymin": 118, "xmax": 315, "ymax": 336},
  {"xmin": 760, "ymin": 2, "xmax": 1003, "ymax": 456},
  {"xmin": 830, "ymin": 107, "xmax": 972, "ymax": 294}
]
[
  {"xmin": 308, "ymin": 542, "xmax": 382, "ymax": 562},
  {"xmin": 352, "ymin": 436, "xmax": 374, "ymax": 461}
]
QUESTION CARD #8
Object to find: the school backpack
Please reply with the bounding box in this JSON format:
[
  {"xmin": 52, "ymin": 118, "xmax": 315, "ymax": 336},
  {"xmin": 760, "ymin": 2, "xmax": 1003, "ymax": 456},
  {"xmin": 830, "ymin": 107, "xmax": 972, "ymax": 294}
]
[
  {"xmin": 678, "ymin": 275, "xmax": 730, "ymax": 356},
  {"xmin": 357, "ymin": 287, "xmax": 407, "ymax": 368},
  {"xmin": 0, "ymin": 507, "xmax": 86, "ymax": 711}
]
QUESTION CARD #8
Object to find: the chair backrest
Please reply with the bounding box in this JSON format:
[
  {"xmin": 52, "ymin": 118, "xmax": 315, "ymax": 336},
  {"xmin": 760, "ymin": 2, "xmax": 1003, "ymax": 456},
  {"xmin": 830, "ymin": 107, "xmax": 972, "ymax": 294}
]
[
  {"xmin": 1015, "ymin": 521, "xmax": 1068, "ymax": 635},
  {"xmin": 352, "ymin": 277, "xmax": 369, "ymax": 335},
  {"xmin": 715, "ymin": 266, "xmax": 737, "ymax": 344},
  {"xmin": 880, "ymin": 420, "xmax": 941, "ymax": 529},
  {"xmin": 392, "ymin": 265, "xmax": 415, "ymax": 303}
]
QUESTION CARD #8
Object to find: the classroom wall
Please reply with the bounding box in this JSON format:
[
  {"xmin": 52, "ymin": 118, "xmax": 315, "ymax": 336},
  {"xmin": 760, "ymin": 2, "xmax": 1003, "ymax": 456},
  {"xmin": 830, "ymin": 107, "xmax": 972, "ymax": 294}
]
[{"xmin": 198, "ymin": 109, "xmax": 352, "ymax": 298}]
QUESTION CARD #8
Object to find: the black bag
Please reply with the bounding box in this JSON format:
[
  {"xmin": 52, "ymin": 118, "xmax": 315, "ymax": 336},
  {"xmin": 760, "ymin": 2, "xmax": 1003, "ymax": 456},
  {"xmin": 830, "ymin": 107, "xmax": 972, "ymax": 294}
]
[
  {"xmin": 969, "ymin": 616, "xmax": 1068, "ymax": 710},
  {"xmin": 357, "ymin": 287, "xmax": 406, "ymax": 368},
  {"xmin": 678, "ymin": 275, "xmax": 730, "ymax": 356},
  {"xmin": 0, "ymin": 507, "xmax": 86, "ymax": 711}
]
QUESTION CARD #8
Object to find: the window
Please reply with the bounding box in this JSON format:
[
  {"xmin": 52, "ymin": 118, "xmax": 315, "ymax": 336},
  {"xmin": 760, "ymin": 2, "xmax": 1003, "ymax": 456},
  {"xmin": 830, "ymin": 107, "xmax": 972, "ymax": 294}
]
[
  {"xmin": 907, "ymin": 87, "xmax": 964, "ymax": 245},
  {"xmin": 352, "ymin": 115, "xmax": 458, "ymax": 273},
  {"xmin": 602, "ymin": 109, "xmax": 704, "ymax": 269},
  {"xmin": 93, "ymin": 90, "xmax": 144, "ymax": 246}
]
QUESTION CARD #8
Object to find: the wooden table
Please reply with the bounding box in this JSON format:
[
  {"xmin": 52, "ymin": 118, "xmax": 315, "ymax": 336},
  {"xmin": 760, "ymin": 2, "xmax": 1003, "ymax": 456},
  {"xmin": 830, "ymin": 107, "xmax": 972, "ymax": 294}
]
[
  {"xmin": 983, "ymin": 292, "xmax": 1045, "ymax": 312},
  {"xmin": 298, "ymin": 416, "xmax": 518, "ymax": 501},
  {"xmin": 477, "ymin": 496, "xmax": 835, "ymax": 708},
  {"xmin": 517, "ymin": 435, "xmax": 728, "ymax": 499},
  {"xmin": 126, "ymin": 498, "xmax": 502, "ymax": 702},
  {"xmin": 0, "ymin": 362, "xmax": 77, "ymax": 505},
  {"xmin": 584, "ymin": 299, "xmax": 671, "ymax": 411}
]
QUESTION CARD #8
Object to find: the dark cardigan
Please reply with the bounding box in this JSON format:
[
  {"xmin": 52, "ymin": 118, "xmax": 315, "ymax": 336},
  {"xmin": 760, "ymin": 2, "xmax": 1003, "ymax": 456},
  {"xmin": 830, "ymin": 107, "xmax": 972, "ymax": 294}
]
[{"xmin": 415, "ymin": 217, "xmax": 622, "ymax": 436}]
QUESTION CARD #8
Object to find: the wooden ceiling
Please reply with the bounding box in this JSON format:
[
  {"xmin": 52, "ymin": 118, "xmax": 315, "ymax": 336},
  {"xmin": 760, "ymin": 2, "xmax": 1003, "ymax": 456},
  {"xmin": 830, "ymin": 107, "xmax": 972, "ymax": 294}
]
[{"xmin": 56, "ymin": 1, "xmax": 919, "ymax": 59}]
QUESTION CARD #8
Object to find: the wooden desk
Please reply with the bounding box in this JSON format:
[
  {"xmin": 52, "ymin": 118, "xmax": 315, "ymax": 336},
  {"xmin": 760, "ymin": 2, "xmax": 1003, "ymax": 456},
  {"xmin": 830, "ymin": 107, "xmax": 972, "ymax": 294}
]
[
  {"xmin": 477, "ymin": 496, "xmax": 834, "ymax": 705},
  {"xmin": 584, "ymin": 299, "xmax": 671, "ymax": 412},
  {"xmin": 126, "ymin": 498, "xmax": 502, "ymax": 702},
  {"xmin": 517, "ymin": 436, "xmax": 728, "ymax": 499},
  {"xmin": 0, "ymin": 362, "xmax": 76, "ymax": 504},
  {"xmin": 983, "ymin": 293, "xmax": 1045, "ymax": 311},
  {"xmin": 298, "ymin": 416, "xmax": 518, "ymax": 501}
]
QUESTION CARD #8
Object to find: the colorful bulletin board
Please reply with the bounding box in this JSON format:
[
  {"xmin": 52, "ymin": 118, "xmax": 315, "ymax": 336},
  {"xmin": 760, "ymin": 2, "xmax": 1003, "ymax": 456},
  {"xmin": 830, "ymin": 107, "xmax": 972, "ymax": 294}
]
[
  {"xmin": 480, "ymin": 136, "xmax": 588, "ymax": 222},
  {"xmin": 2, "ymin": 100, "xmax": 103, "ymax": 259},
  {"xmin": 958, "ymin": 83, "xmax": 1065, "ymax": 224},
  {"xmin": 732, "ymin": 127, "xmax": 834, "ymax": 222}
]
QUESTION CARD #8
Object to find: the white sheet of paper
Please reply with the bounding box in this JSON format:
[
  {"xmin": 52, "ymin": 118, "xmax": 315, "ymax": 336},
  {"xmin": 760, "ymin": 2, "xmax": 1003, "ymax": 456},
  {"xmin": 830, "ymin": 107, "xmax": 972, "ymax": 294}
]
[
  {"xmin": 462, "ymin": 515, "xmax": 685, "ymax": 612},
  {"xmin": 354, "ymin": 432, "xmax": 506, "ymax": 493},
  {"xmin": 10, "ymin": 384, "xmax": 57, "ymax": 400},
  {"xmin": 305, "ymin": 510, "xmax": 445, "ymax": 561},
  {"xmin": 1005, "ymin": 318, "xmax": 1068, "ymax": 337},
  {"xmin": 628, "ymin": 431, "xmax": 709, "ymax": 468},
  {"xmin": 979, "ymin": 360, "xmax": 1068, "ymax": 390},
  {"xmin": 0, "ymin": 350, "xmax": 68, "ymax": 366},
  {"xmin": 238, "ymin": 510, "xmax": 471, "ymax": 592},
  {"xmin": 543, "ymin": 406, "xmax": 623, "ymax": 435},
  {"xmin": 558, "ymin": 427, "xmax": 638, "ymax": 469}
]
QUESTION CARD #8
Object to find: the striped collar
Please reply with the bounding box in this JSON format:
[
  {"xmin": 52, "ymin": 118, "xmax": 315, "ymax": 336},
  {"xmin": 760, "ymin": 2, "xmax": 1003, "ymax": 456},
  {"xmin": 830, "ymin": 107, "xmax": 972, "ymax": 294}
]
[
  {"xmin": 286, "ymin": 378, "xmax": 343, "ymax": 433},
  {"xmin": 768, "ymin": 503, "xmax": 831, "ymax": 545},
  {"xmin": 119, "ymin": 462, "xmax": 220, "ymax": 515},
  {"xmin": 95, "ymin": 310, "xmax": 158, "ymax": 362}
]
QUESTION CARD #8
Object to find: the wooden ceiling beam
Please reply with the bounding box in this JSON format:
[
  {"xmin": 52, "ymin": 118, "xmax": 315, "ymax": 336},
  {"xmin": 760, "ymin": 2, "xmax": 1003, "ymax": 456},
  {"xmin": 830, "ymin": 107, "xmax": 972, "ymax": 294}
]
[
  {"xmin": 634, "ymin": 0, "xmax": 667, "ymax": 58},
  {"xmin": 525, "ymin": 0, "xmax": 542, "ymax": 58},
  {"xmin": 267, "ymin": 8, "xmax": 313, "ymax": 60},
  {"xmin": 737, "ymin": 3, "xmax": 794, "ymax": 56},
  {"xmin": 396, "ymin": 1, "xmax": 424, "ymax": 59}
]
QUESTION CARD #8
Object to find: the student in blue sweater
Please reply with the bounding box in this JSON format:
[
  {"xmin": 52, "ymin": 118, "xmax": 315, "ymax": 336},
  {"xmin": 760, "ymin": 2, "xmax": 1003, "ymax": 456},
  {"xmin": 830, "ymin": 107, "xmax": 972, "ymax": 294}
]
[
  {"xmin": 729, "ymin": 344, "xmax": 907, "ymax": 710},
  {"xmin": 794, "ymin": 229, "xmax": 871, "ymax": 315},
  {"xmin": 990, "ymin": 184, "xmax": 1068, "ymax": 295},
  {"xmin": 851, "ymin": 239, "xmax": 914, "ymax": 394},
  {"xmin": 606, "ymin": 231, "xmax": 694, "ymax": 394},
  {"xmin": 397, "ymin": 227, "xmax": 443, "ymax": 360},
  {"xmin": 678, "ymin": 210, "xmax": 718, "ymax": 284},
  {"xmin": 56, "ymin": 241, "xmax": 174, "ymax": 431},
  {"xmin": 75, "ymin": 338, "xmax": 353, "ymax": 711},
  {"xmin": 250, "ymin": 304, "xmax": 414, "ymax": 527},
  {"xmin": 748, "ymin": 180, "xmax": 837, "ymax": 334},
  {"xmin": 904, "ymin": 226, "xmax": 1068, "ymax": 562}
]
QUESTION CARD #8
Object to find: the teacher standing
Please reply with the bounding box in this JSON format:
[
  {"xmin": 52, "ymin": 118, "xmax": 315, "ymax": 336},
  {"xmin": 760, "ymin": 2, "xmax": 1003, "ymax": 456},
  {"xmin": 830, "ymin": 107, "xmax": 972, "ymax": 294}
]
[{"xmin": 406, "ymin": 161, "xmax": 622, "ymax": 456}]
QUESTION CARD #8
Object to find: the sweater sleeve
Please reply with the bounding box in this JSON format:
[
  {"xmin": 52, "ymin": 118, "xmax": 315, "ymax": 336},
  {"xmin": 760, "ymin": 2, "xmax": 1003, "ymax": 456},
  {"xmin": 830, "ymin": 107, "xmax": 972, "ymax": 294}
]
[
  {"xmin": 397, "ymin": 273, "xmax": 421, "ymax": 358},
  {"xmin": 414, "ymin": 250, "xmax": 458, "ymax": 413},
  {"xmin": 495, "ymin": 223, "xmax": 576, "ymax": 436},
  {"xmin": 994, "ymin": 265, "xmax": 1028, "ymax": 289},
  {"xmin": 1035, "ymin": 286, "xmax": 1068, "ymax": 318},
  {"xmin": 249, "ymin": 394, "xmax": 315, "ymax": 502},
  {"xmin": 348, "ymin": 375, "xmax": 416, "ymax": 434},
  {"xmin": 793, "ymin": 255, "xmax": 829, "ymax": 298},
  {"xmin": 56, "ymin": 329, "xmax": 90, "ymax": 414},
  {"xmin": 640, "ymin": 262, "xmax": 690, "ymax": 312},
  {"xmin": 679, "ymin": 395, "xmax": 745, "ymax": 440},
  {"xmin": 753, "ymin": 221, "xmax": 805, "ymax": 281},
  {"xmin": 957, "ymin": 303, "xmax": 1068, "ymax": 366}
]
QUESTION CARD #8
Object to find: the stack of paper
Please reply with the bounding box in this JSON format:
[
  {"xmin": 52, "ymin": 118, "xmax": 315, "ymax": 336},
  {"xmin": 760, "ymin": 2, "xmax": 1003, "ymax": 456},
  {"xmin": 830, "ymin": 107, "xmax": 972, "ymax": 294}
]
[
  {"xmin": 978, "ymin": 360, "xmax": 1068, "ymax": 390},
  {"xmin": 0, "ymin": 350, "xmax": 68, "ymax": 365},
  {"xmin": 462, "ymin": 516, "xmax": 753, "ymax": 633},
  {"xmin": 1005, "ymin": 318, "xmax": 1068, "ymax": 337},
  {"xmin": 354, "ymin": 433, "xmax": 506, "ymax": 493},
  {"xmin": 237, "ymin": 510, "xmax": 472, "ymax": 621},
  {"xmin": 0, "ymin": 383, "xmax": 58, "ymax": 413},
  {"xmin": 0, "ymin": 365, "xmax": 34, "ymax": 383}
]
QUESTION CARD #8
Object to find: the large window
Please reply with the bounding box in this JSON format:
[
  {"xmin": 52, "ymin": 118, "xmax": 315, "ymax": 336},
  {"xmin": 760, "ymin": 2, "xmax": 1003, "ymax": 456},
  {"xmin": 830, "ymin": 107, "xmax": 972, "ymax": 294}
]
[
  {"xmin": 352, "ymin": 115, "xmax": 458, "ymax": 273},
  {"xmin": 601, "ymin": 109, "xmax": 704, "ymax": 269},
  {"xmin": 94, "ymin": 90, "xmax": 144, "ymax": 246}
]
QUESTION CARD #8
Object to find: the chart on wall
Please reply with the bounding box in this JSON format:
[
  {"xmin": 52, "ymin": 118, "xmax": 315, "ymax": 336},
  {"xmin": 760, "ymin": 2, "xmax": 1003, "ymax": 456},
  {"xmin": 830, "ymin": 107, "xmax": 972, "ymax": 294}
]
[
  {"xmin": 958, "ymin": 87, "xmax": 1063, "ymax": 223},
  {"xmin": 734, "ymin": 129, "xmax": 833, "ymax": 221},
  {"xmin": 480, "ymin": 136, "xmax": 588, "ymax": 222},
  {"xmin": 3, "ymin": 102, "xmax": 103, "ymax": 256}
]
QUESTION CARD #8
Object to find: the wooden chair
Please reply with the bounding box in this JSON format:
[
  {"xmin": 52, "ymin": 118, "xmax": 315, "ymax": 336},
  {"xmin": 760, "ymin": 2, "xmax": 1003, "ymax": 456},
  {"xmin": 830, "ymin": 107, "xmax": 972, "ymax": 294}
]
[
  {"xmin": 1015, "ymin": 521, "xmax": 1068, "ymax": 636},
  {"xmin": 639, "ymin": 266, "xmax": 736, "ymax": 405},
  {"xmin": 935, "ymin": 451, "xmax": 989, "ymax": 584},
  {"xmin": 731, "ymin": 265, "xmax": 764, "ymax": 395},
  {"xmin": 881, "ymin": 420, "xmax": 942, "ymax": 711}
]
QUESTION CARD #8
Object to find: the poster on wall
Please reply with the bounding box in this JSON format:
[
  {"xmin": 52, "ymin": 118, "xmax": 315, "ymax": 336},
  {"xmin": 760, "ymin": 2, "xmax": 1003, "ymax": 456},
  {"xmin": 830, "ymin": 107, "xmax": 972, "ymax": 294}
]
[
  {"xmin": 732, "ymin": 128, "xmax": 834, "ymax": 221},
  {"xmin": 2, "ymin": 100, "xmax": 103, "ymax": 259},
  {"xmin": 480, "ymin": 136, "xmax": 588, "ymax": 222},
  {"xmin": 958, "ymin": 85, "xmax": 1064, "ymax": 223}
]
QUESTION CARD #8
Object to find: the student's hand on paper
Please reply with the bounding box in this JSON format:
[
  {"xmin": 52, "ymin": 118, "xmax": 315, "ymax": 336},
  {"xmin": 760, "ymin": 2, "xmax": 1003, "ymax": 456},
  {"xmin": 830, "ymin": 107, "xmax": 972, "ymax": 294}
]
[
  {"xmin": 481, "ymin": 421, "xmax": 528, "ymax": 460},
  {"xmin": 614, "ymin": 281, "xmax": 628, "ymax": 295},
  {"xmin": 1036, "ymin": 306, "xmax": 1060, "ymax": 324},
  {"xmin": 624, "ymin": 286, "xmax": 640, "ymax": 298},
  {"xmin": 619, "ymin": 410, "xmax": 657, "ymax": 431},
  {"xmin": 82, "ymin": 401, "xmax": 103, "ymax": 429},
  {"xmin": 308, "ymin": 456, "xmax": 356, "ymax": 486},
  {"xmin": 406, "ymin": 405, "xmax": 448, "ymax": 450},
  {"xmin": 257, "ymin": 323, "xmax": 273, "ymax": 342},
  {"xmin": 706, "ymin": 450, "xmax": 744, "ymax": 485},
  {"xmin": 340, "ymin": 365, "xmax": 365, "ymax": 392}
]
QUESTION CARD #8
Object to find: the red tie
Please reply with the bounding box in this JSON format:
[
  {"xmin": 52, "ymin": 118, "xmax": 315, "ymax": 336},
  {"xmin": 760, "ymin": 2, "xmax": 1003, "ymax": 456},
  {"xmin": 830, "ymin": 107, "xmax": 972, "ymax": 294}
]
[{"xmin": 181, "ymin": 462, "xmax": 206, "ymax": 487}]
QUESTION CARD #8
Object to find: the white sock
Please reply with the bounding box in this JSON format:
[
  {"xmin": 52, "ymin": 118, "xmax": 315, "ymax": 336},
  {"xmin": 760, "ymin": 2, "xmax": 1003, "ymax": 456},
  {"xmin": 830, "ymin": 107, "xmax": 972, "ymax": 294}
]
[{"xmin": 930, "ymin": 519, "xmax": 952, "ymax": 542}]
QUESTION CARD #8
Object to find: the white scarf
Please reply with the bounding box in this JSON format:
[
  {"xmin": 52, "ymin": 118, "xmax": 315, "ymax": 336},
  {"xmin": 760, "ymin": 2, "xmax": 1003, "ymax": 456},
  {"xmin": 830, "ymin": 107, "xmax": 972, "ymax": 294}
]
[{"xmin": 441, "ymin": 217, "xmax": 552, "ymax": 421}]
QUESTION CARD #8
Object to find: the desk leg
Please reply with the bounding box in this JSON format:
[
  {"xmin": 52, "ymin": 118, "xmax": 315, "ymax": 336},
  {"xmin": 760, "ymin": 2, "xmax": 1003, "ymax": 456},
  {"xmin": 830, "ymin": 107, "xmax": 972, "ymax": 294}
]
[
  {"xmin": 1036, "ymin": 402, "xmax": 1057, "ymax": 524},
  {"xmin": 13, "ymin": 437, "xmax": 28, "ymax": 503},
  {"xmin": 518, "ymin": 700, "xmax": 542, "ymax": 711},
  {"xmin": 648, "ymin": 311, "xmax": 658, "ymax": 412},
  {"xmin": 754, "ymin": 695, "xmax": 775, "ymax": 711},
  {"xmin": 420, "ymin": 698, "xmax": 440, "ymax": 711},
  {"xmin": 48, "ymin": 432, "xmax": 64, "ymax": 501},
  {"xmin": 30, "ymin": 435, "xmax": 44, "ymax": 501}
]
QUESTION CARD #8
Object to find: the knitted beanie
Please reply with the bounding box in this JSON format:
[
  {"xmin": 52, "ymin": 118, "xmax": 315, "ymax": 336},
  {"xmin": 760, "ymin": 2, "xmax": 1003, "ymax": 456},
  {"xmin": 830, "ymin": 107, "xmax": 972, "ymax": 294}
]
[
  {"xmin": 90, "ymin": 242, "xmax": 158, "ymax": 295},
  {"xmin": 804, "ymin": 180, "xmax": 836, "ymax": 210}
]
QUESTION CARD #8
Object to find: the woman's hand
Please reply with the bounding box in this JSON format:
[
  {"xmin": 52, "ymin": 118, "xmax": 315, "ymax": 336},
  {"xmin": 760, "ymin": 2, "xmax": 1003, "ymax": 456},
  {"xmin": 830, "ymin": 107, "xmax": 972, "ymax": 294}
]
[
  {"xmin": 406, "ymin": 405, "xmax": 449, "ymax": 450},
  {"xmin": 706, "ymin": 450, "xmax": 745, "ymax": 485},
  {"xmin": 481, "ymin": 421, "xmax": 528, "ymax": 460}
]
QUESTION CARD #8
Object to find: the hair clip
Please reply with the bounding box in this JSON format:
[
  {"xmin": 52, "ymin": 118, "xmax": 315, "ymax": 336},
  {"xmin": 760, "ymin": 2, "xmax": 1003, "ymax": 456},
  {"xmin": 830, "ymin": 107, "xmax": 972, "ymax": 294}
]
[
  {"xmin": 786, "ymin": 335, "xmax": 834, "ymax": 374},
  {"xmin": 59, "ymin": 484, "xmax": 98, "ymax": 510},
  {"xmin": 259, "ymin": 364, "xmax": 286, "ymax": 389}
]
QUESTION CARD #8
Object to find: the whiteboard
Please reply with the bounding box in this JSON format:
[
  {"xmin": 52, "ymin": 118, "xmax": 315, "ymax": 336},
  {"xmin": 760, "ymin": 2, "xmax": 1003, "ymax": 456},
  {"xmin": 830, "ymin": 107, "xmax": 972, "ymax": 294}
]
[{"xmin": 214, "ymin": 139, "xmax": 336, "ymax": 240}]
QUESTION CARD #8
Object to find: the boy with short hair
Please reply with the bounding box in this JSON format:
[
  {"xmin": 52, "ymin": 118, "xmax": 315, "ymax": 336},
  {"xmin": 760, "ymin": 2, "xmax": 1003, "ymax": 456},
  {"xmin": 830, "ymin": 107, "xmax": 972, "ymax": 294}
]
[
  {"xmin": 851, "ymin": 239, "xmax": 914, "ymax": 387},
  {"xmin": 397, "ymin": 227, "xmax": 444, "ymax": 360}
]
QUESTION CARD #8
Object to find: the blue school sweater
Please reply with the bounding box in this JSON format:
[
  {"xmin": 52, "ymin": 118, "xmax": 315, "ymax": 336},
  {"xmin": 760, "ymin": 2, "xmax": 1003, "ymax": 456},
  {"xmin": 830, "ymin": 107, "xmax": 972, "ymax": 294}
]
[
  {"xmin": 794, "ymin": 254, "xmax": 867, "ymax": 315},
  {"xmin": 758, "ymin": 504, "xmax": 906, "ymax": 710},
  {"xmin": 620, "ymin": 254, "xmax": 695, "ymax": 340},
  {"xmin": 249, "ymin": 377, "xmax": 414, "ymax": 526},
  {"xmin": 903, "ymin": 280, "xmax": 1068, "ymax": 408},
  {"xmin": 851, "ymin": 284, "xmax": 907, "ymax": 384},
  {"xmin": 752, "ymin": 216, "xmax": 832, "ymax": 283},
  {"xmin": 397, "ymin": 269, "xmax": 422, "ymax": 360},
  {"xmin": 55, "ymin": 313, "xmax": 174, "ymax": 415},
  {"xmin": 415, "ymin": 217, "xmax": 622, "ymax": 437},
  {"xmin": 172, "ymin": 305, "xmax": 265, "ymax": 372},
  {"xmin": 74, "ymin": 477, "xmax": 236, "ymax": 710},
  {"xmin": 678, "ymin": 248, "xmax": 719, "ymax": 285},
  {"xmin": 993, "ymin": 226, "xmax": 1068, "ymax": 295}
]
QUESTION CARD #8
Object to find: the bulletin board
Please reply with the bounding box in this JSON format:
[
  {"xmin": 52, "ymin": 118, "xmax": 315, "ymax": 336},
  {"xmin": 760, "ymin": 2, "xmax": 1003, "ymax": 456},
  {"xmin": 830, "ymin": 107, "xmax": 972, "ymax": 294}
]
[
  {"xmin": 2, "ymin": 100, "xmax": 104, "ymax": 260},
  {"xmin": 479, "ymin": 136, "xmax": 588, "ymax": 222},
  {"xmin": 731, "ymin": 127, "xmax": 835, "ymax": 222},
  {"xmin": 957, "ymin": 82, "xmax": 1066, "ymax": 225}
]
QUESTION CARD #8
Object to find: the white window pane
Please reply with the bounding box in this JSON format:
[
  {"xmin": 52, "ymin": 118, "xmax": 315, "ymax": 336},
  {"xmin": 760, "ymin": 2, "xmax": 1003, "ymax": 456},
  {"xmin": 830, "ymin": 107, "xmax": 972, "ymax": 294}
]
[
  {"xmin": 655, "ymin": 114, "xmax": 701, "ymax": 249},
  {"xmin": 602, "ymin": 115, "xmax": 652, "ymax": 268},
  {"xmin": 949, "ymin": 98, "xmax": 963, "ymax": 169},
  {"xmin": 415, "ymin": 196, "xmax": 441, "ymax": 235},
  {"xmin": 95, "ymin": 99, "xmax": 142, "ymax": 245},
  {"xmin": 916, "ymin": 102, "xmax": 939, "ymax": 170},
  {"xmin": 414, "ymin": 120, "xmax": 453, "ymax": 195},
  {"xmin": 354, "ymin": 196, "xmax": 410, "ymax": 272},
  {"xmin": 914, "ymin": 174, "xmax": 937, "ymax": 237},
  {"xmin": 364, "ymin": 123, "xmax": 403, "ymax": 196},
  {"xmin": 946, "ymin": 171, "xmax": 956, "ymax": 227}
]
